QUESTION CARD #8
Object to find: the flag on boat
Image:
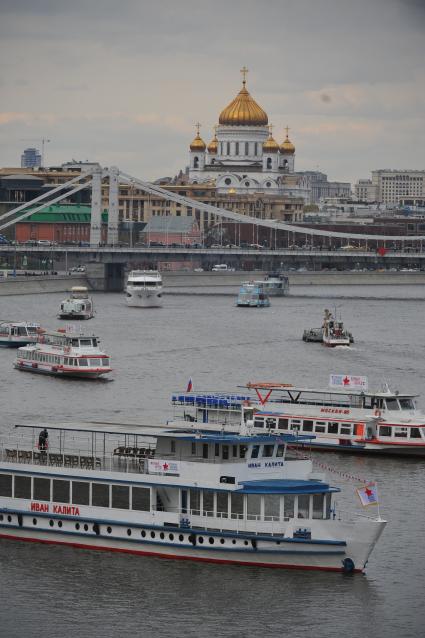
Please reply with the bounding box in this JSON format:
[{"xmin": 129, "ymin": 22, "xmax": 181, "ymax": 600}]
[
  {"xmin": 329, "ymin": 374, "xmax": 368, "ymax": 390},
  {"xmin": 186, "ymin": 377, "xmax": 193, "ymax": 392},
  {"xmin": 356, "ymin": 483, "xmax": 379, "ymax": 507}
]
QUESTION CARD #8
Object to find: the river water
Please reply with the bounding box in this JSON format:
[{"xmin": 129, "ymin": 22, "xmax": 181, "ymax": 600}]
[{"xmin": 1, "ymin": 285, "xmax": 425, "ymax": 637}]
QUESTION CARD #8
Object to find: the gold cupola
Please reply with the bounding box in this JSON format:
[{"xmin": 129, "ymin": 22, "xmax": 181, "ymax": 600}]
[
  {"xmin": 280, "ymin": 126, "xmax": 295, "ymax": 154},
  {"xmin": 219, "ymin": 67, "xmax": 268, "ymax": 127},
  {"xmin": 263, "ymin": 126, "xmax": 279, "ymax": 153},
  {"xmin": 190, "ymin": 123, "xmax": 206, "ymax": 151},
  {"xmin": 207, "ymin": 126, "xmax": 218, "ymax": 154}
]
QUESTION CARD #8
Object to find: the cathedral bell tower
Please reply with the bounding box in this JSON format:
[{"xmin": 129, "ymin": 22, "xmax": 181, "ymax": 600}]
[
  {"xmin": 262, "ymin": 125, "xmax": 279, "ymax": 172},
  {"xmin": 189, "ymin": 123, "xmax": 206, "ymax": 173}
]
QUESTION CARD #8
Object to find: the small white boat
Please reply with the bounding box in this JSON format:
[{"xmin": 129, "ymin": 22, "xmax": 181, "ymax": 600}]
[
  {"xmin": 0, "ymin": 421, "xmax": 386, "ymax": 574},
  {"xmin": 261, "ymin": 272, "xmax": 290, "ymax": 296},
  {"xmin": 15, "ymin": 328, "xmax": 111, "ymax": 379},
  {"xmin": 0, "ymin": 321, "xmax": 43, "ymax": 347},
  {"xmin": 322, "ymin": 309, "xmax": 351, "ymax": 347},
  {"xmin": 237, "ymin": 282, "xmax": 271, "ymax": 307},
  {"xmin": 126, "ymin": 270, "xmax": 163, "ymax": 307},
  {"xmin": 58, "ymin": 287, "xmax": 94, "ymax": 320}
]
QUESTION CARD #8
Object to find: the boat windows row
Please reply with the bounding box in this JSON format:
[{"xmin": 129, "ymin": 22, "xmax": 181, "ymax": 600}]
[{"xmin": 18, "ymin": 351, "xmax": 110, "ymax": 367}]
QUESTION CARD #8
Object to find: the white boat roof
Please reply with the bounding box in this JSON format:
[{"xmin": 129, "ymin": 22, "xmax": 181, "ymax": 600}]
[
  {"xmin": 245, "ymin": 382, "xmax": 417, "ymax": 399},
  {"xmin": 0, "ymin": 321, "xmax": 40, "ymax": 327},
  {"xmin": 14, "ymin": 421, "xmax": 173, "ymax": 437}
]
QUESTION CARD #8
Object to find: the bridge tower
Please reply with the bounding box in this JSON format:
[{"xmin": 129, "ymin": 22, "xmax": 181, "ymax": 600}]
[
  {"xmin": 108, "ymin": 166, "xmax": 119, "ymax": 246},
  {"xmin": 90, "ymin": 167, "xmax": 103, "ymax": 246}
]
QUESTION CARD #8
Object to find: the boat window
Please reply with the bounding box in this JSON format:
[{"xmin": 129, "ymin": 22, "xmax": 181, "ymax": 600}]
[
  {"xmin": 265, "ymin": 418, "xmax": 276, "ymax": 430},
  {"xmin": 239, "ymin": 445, "xmax": 247, "ymax": 459},
  {"xmin": 72, "ymin": 481, "xmax": 90, "ymax": 505},
  {"xmin": 410, "ymin": 428, "xmax": 422, "ymax": 439},
  {"xmin": 247, "ymin": 494, "xmax": 261, "ymax": 520},
  {"xmin": 112, "ymin": 485, "xmax": 129, "ymax": 509},
  {"xmin": 324, "ymin": 493, "xmax": 332, "ymax": 519},
  {"xmin": 89, "ymin": 359, "xmax": 101, "ymax": 367},
  {"xmin": 79, "ymin": 358, "xmax": 88, "ymax": 366},
  {"xmin": 263, "ymin": 444, "xmax": 274, "ymax": 458},
  {"xmin": 222, "ymin": 445, "xmax": 229, "ymax": 460},
  {"xmin": 264, "ymin": 494, "xmax": 280, "ymax": 520},
  {"xmin": 283, "ymin": 494, "xmax": 295, "ymax": 519},
  {"xmin": 278, "ymin": 418, "xmax": 288, "ymax": 430},
  {"xmin": 14, "ymin": 475, "xmax": 31, "ymax": 499},
  {"xmin": 379, "ymin": 426, "xmax": 392, "ymax": 437},
  {"xmin": 232, "ymin": 445, "xmax": 238, "ymax": 457},
  {"xmin": 231, "ymin": 493, "xmax": 244, "ymax": 519},
  {"xmin": 0, "ymin": 473, "xmax": 12, "ymax": 497},
  {"xmin": 312, "ymin": 494, "xmax": 324, "ymax": 519},
  {"xmin": 276, "ymin": 444, "xmax": 285, "ymax": 457},
  {"xmin": 71, "ymin": 339, "xmax": 79, "ymax": 347},
  {"xmin": 254, "ymin": 419, "xmax": 264, "ymax": 429},
  {"xmin": 17, "ymin": 327, "xmax": 27, "ymax": 335},
  {"xmin": 340, "ymin": 425, "xmax": 353, "ymax": 435},
  {"xmin": 202, "ymin": 443, "xmax": 208, "ymax": 459},
  {"xmin": 132, "ymin": 486, "xmax": 150, "ymax": 511},
  {"xmin": 302, "ymin": 420, "xmax": 313, "ymax": 432},
  {"xmin": 190, "ymin": 489, "xmax": 200, "ymax": 515},
  {"xmin": 203, "ymin": 491, "xmax": 214, "ymax": 516},
  {"xmin": 394, "ymin": 427, "xmax": 408, "ymax": 438},
  {"xmin": 53, "ymin": 479, "xmax": 70, "ymax": 504},
  {"xmin": 92, "ymin": 339, "xmax": 98, "ymax": 347},
  {"xmin": 328, "ymin": 422, "xmax": 339, "ymax": 434},
  {"xmin": 33, "ymin": 477, "xmax": 50, "ymax": 501},
  {"xmin": 399, "ymin": 398, "xmax": 415, "ymax": 410},
  {"xmin": 215, "ymin": 444, "xmax": 220, "ymax": 457},
  {"xmin": 79, "ymin": 339, "xmax": 93, "ymax": 347},
  {"xmin": 92, "ymin": 483, "xmax": 110, "ymax": 508},
  {"xmin": 103, "ymin": 358, "xmax": 110, "ymax": 367},
  {"xmin": 191, "ymin": 442, "xmax": 196, "ymax": 455},
  {"xmin": 170, "ymin": 440, "xmax": 176, "ymax": 454},
  {"xmin": 385, "ymin": 399, "xmax": 399, "ymax": 411},
  {"xmin": 315, "ymin": 424, "xmax": 326, "ymax": 433},
  {"xmin": 217, "ymin": 492, "xmax": 228, "ymax": 518},
  {"xmin": 250, "ymin": 445, "xmax": 260, "ymax": 459},
  {"xmin": 297, "ymin": 495, "xmax": 310, "ymax": 519}
]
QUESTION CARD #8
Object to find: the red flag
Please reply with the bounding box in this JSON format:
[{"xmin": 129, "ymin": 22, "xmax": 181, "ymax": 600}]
[{"xmin": 186, "ymin": 378, "xmax": 193, "ymax": 392}]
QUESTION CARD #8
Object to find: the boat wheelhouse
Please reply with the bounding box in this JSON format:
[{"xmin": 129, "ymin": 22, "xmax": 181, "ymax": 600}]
[
  {"xmin": 237, "ymin": 282, "xmax": 271, "ymax": 308},
  {"xmin": 0, "ymin": 322, "xmax": 43, "ymax": 347},
  {"xmin": 58, "ymin": 287, "xmax": 94, "ymax": 320},
  {"xmin": 14, "ymin": 329, "xmax": 111, "ymax": 379},
  {"xmin": 125, "ymin": 270, "xmax": 163, "ymax": 308},
  {"xmin": 171, "ymin": 382, "xmax": 425, "ymax": 456},
  {"xmin": 0, "ymin": 422, "xmax": 386, "ymax": 573}
]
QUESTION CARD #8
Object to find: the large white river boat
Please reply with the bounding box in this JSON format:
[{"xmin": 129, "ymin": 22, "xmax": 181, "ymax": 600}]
[
  {"xmin": 0, "ymin": 422, "xmax": 385, "ymax": 573},
  {"xmin": 14, "ymin": 329, "xmax": 112, "ymax": 379},
  {"xmin": 125, "ymin": 270, "xmax": 163, "ymax": 307},
  {"xmin": 58, "ymin": 287, "xmax": 94, "ymax": 320},
  {"xmin": 171, "ymin": 381, "xmax": 425, "ymax": 456},
  {"xmin": 0, "ymin": 322, "xmax": 43, "ymax": 347}
]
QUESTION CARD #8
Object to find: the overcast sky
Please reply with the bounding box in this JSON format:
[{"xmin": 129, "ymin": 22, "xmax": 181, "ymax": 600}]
[{"xmin": 0, "ymin": 0, "xmax": 424, "ymax": 184}]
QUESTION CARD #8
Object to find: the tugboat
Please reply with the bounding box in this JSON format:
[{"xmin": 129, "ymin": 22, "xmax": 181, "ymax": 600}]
[
  {"xmin": 303, "ymin": 309, "xmax": 353, "ymax": 346},
  {"xmin": 237, "ymin": 282, "xmax": 271, "ymax": 307},
  {"xmin": 0, "ymin": 321, "xmax": 43, "ymax": 347},
  {"xmin": 58, "ymin": 287, "xmax": 94, "ymax": 320}
]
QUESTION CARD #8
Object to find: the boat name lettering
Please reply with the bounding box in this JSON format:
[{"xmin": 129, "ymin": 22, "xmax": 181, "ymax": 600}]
[
  {"xmin": 247, "ymin": 461, "xmax": 284, "ymax": 469},
  {"xmin": 320, "ymin": 408, "xmax": 350, "ymax": 415},
  {"xmin": 30, "ymin": 502, "xmax": 80, "ymax": 516}
]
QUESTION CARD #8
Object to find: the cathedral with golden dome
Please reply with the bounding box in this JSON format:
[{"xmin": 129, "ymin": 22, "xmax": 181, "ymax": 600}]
[{"xmin": 188, "ymin": 68, "xmax": 304, "ymax": 197}]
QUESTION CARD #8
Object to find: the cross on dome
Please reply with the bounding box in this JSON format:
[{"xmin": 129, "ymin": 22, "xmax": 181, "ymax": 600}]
[{"xmin": 240, "ymin": 66, "xmax": 249, "ymax": 85}]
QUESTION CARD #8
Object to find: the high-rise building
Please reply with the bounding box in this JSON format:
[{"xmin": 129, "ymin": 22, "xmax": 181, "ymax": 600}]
[
  {"xmin": 355, "ymin": 170, "xmax": 425, "ymax": 204},
  {"xmin": 21, "ymin": 148, "xmax": 41, "ymax": 168}
]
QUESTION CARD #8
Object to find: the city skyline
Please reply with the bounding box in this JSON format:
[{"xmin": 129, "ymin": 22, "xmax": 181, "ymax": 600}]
[{"xmin": 0, "ymin": 0, "xmax": 424, "ymax": 184}]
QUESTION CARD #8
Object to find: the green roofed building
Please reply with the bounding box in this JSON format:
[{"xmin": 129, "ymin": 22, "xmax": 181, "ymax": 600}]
[{"xmin": 16, "ymin": 204, "xmax": 108, "ymax": 244}]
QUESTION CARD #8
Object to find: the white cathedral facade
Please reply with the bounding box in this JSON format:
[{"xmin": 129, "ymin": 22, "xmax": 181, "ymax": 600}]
[{"xmin": 188, "ymin": 70, "xmax": 308, "ymax": 198}]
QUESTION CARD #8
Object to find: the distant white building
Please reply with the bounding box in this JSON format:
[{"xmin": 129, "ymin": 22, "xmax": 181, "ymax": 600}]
[
  {"xmin": 355, "ymin": 170, "xmax": 425, "ymax": 204},
  {"xmin": 21, "ymin": 148, "xmax": 41, "ymax": 168}
]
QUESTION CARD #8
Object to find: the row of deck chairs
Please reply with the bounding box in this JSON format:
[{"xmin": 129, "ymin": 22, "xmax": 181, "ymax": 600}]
[
  {"xmin": 113, "ymin": 446, "xmax": 154, "ymax": 458},
  {"xmin": 5, "ymin": 449, "xmax": 101, "ymax": 469}
]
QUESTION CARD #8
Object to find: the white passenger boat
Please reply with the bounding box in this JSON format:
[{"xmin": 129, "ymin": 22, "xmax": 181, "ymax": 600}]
[
  {"xmin": 125, "ymin": 271, "xmax": 163, "ymax": 307},
  {"xmin": 261, "ymin": 272, "xmax": 290, "ymax": 297},
  {"xmin": 237, "ymin": 282, "xmax": 271, "ymax": 307},
  {"xmin": 0, "ymin": 421, "xmax": 386, "ymax": 573},
  {"xmin": 58, "ymin": 287, "xmax": 94, "ymax": 320},
  {"xmin": 171, "ymin": 381, "xmax": 425, "ymax": 456},
  {"xmin": 0, "ymin": 322, "xmax": 43, "ymax": 347},
  {"xmin": 14, "ymin": 329, "xmax": 111, "ymax": 379}
]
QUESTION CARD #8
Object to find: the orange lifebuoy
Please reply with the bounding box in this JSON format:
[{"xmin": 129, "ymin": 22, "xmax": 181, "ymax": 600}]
[{"xmin": 374, "ymin": 409, "xmax": 381, "ymax": 417}]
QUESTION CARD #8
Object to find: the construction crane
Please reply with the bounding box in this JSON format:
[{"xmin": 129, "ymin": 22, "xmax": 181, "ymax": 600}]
[{"xmin": 20, "ymin": 138, "xmax": 51, "ymax": 167}]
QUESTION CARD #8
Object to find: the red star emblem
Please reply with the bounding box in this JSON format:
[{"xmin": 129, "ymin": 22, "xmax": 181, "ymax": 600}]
[
  {"xmin": 365, "ymin": 486, "xmax": 373, "ymax": 497},
  {"xmin": 162, "ymin": 462, "xmax": 169, "ymax": 471},
  {"xmin": 343, "ymin": 376, "xmax": 350, "ymax": 386}
]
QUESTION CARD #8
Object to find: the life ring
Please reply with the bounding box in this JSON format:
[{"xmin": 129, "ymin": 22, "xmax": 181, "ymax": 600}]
[
  {"xmin": 64, "ymin": 346, "xmax": 71, "ymax": 353},
  {"xmin": 374, "ymin": 409, "xmax": 381, "ymax": 417}
]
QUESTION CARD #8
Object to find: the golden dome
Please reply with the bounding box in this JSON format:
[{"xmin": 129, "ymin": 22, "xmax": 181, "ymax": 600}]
[
  {"xmin": 190, "ymin": 131, "xmax": 206, "ymax": 152},
  {"xmin": 280, "ymin": 127, "xmax": 295, "ymax": 154},
  {"xmin": 219, "ymin": 80, "xmax": 268, "ymax": 126},
  {"xmin": 263, "ymin": 130, "xmax": 279, "ymax": 153},
  {"xmin": 207, "ymin": 129, "xmax": 218, "ymax": 154}
]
